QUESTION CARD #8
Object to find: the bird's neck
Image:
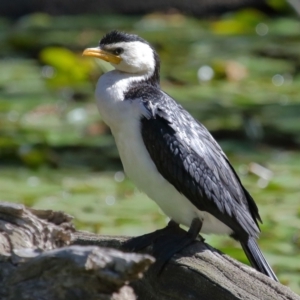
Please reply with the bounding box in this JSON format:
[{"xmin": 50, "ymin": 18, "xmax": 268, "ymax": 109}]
[
  {"xmin": 98, "ymin": 66, "xmax": 159, "ymax": 99},
  {"xmin": 145, "ymin": 61, "xmax": 160, "ymax": 88},
  {"xmin": 95, "ymin": 70, "xmax": 150, "ymax": 128}
]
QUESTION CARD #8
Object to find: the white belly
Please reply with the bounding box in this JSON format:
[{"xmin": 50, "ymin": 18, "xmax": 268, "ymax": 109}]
[{"xmin": 111, "ymin": 117, "xmax": 233, "ymax": 236}]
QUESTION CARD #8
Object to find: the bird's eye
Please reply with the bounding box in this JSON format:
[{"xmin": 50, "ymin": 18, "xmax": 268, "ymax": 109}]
[{"xmin": 113, "ymin": 47, "xmax": 124, "ymax": 55}]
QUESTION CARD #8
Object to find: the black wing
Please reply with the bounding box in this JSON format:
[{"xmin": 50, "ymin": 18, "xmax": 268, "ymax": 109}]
[{"xmin": 137, "ymin": 87, "xmax": 261, "ymax": 241}]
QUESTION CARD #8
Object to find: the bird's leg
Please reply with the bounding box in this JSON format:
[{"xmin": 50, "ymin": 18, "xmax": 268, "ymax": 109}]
[
  {"xmin": 123, "ymin": 220, "xmax": 179, "ymax": 252},
  {"xmin": 151, "ymin": 218, "xmax": 203, "ymax": 274},
  {"xmin": 187, "ymin": 218, "xmax": 203, "ymax": 240}
]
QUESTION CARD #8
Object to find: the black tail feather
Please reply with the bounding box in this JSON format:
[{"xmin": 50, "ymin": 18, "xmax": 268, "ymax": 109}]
[{"xmin": 241, "ymin": 238, "xmax": 278, "ymax": 282}]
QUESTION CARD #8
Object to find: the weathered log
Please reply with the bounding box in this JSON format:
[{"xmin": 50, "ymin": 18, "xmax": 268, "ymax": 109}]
[
  {"xmin": 73, "ymin": 231, "xmax": 300, "ymax": 300},
  {"xmin": 0, "ymin": 201, "xmax": 299, "ymax": 300},
  {"xmin": 0, "ymin": 202, "xmax": 153, "ymax": 300}
]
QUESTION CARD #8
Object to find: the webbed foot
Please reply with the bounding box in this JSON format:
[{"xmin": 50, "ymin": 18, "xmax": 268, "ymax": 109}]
[
  {"xmin": 123, "ymin": 220, "xmax": 179, "ymax": 252},
  {"xmin": 123, "ymin": 218, "xmax": 203, "ymax": 275}
]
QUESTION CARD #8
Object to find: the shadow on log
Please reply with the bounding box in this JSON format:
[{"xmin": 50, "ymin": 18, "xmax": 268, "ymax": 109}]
[{"xmin": 0, "ymin": 201, "xmax": 299, "ymax": 300}]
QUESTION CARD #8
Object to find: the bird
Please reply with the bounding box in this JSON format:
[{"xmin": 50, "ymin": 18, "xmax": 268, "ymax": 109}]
[{"xmin": 82, "ymin": 30, "xmax": 278, "ymax": 281}]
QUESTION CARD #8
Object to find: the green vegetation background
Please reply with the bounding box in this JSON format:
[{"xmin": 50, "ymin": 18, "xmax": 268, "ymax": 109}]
[{"xmin": 0, "ymin": 5, "xmax": 300, "ymax": 292}]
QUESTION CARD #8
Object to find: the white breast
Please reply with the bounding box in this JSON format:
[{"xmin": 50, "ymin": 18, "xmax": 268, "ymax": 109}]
[{"xmin": 95, "ymin": 71, "xmax": 233, "ymax": 235}]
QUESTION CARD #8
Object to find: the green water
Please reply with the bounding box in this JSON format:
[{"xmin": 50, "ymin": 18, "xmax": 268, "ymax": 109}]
[{"xmin": 0, "ymin": 11, "xmax": 300, "ymax": 291}]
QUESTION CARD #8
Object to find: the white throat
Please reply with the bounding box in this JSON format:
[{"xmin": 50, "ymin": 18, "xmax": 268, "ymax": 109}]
[{"xmin": 95, "ymin": 70, "xmax": 151, "ymax": 131}]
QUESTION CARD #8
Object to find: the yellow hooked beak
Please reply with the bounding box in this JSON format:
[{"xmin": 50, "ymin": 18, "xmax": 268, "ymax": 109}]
[{"xmin": 82, "ymin": 47, "xmax": 122, "ymax": 64}]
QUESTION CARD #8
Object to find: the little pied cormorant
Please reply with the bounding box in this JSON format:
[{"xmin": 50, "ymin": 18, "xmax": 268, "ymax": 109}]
[{"xmin": 83, "ymin": 30, "xmax": 278, "ymax": 281}]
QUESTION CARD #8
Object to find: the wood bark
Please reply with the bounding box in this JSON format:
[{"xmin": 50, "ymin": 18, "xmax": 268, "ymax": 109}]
[
  {"xmin": 73, "ymin": 231, "xmax": 300, "ymax": 300},
  {"xmin": 0, "ymin": 202, "xmax": 153, "ymax": 300},
  {"xmin": 0, "ymin": 201, "xmax": 299, "ymax": 300}
]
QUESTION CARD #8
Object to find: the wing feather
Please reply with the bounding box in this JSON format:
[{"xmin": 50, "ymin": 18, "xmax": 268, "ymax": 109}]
[{"xmin": 138, "ymin": 89, "xmax": 261, "ymax": 240}]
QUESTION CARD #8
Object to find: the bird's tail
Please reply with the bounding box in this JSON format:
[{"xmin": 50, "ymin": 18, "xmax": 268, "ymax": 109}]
[{"xmin": 241, "ymin": 238, "xmax": 278, "ymax": 282}]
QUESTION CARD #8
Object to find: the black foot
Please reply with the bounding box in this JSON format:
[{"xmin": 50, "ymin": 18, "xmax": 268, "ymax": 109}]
[
  {"xmin": 123, "ymin": 218, "xmax": 203, "ymax": 275},
  {"xmin": 151, "ymin": 218, "xmax": 203, "ymax": 274},
  {"xmin": 123, "ymin": 220, "xmax": 179, "ymax": 252}
]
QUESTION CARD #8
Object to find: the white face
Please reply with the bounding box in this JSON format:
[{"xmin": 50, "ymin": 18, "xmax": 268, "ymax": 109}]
[{"xmin": 103, "ymin": 41, "xmax": 155, "ymax": 75}]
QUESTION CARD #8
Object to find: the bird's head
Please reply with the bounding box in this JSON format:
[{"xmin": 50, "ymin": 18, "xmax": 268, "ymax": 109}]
[{"xmin": 83, "ymin": 30, "xmax": 160, "ymax": 81}]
